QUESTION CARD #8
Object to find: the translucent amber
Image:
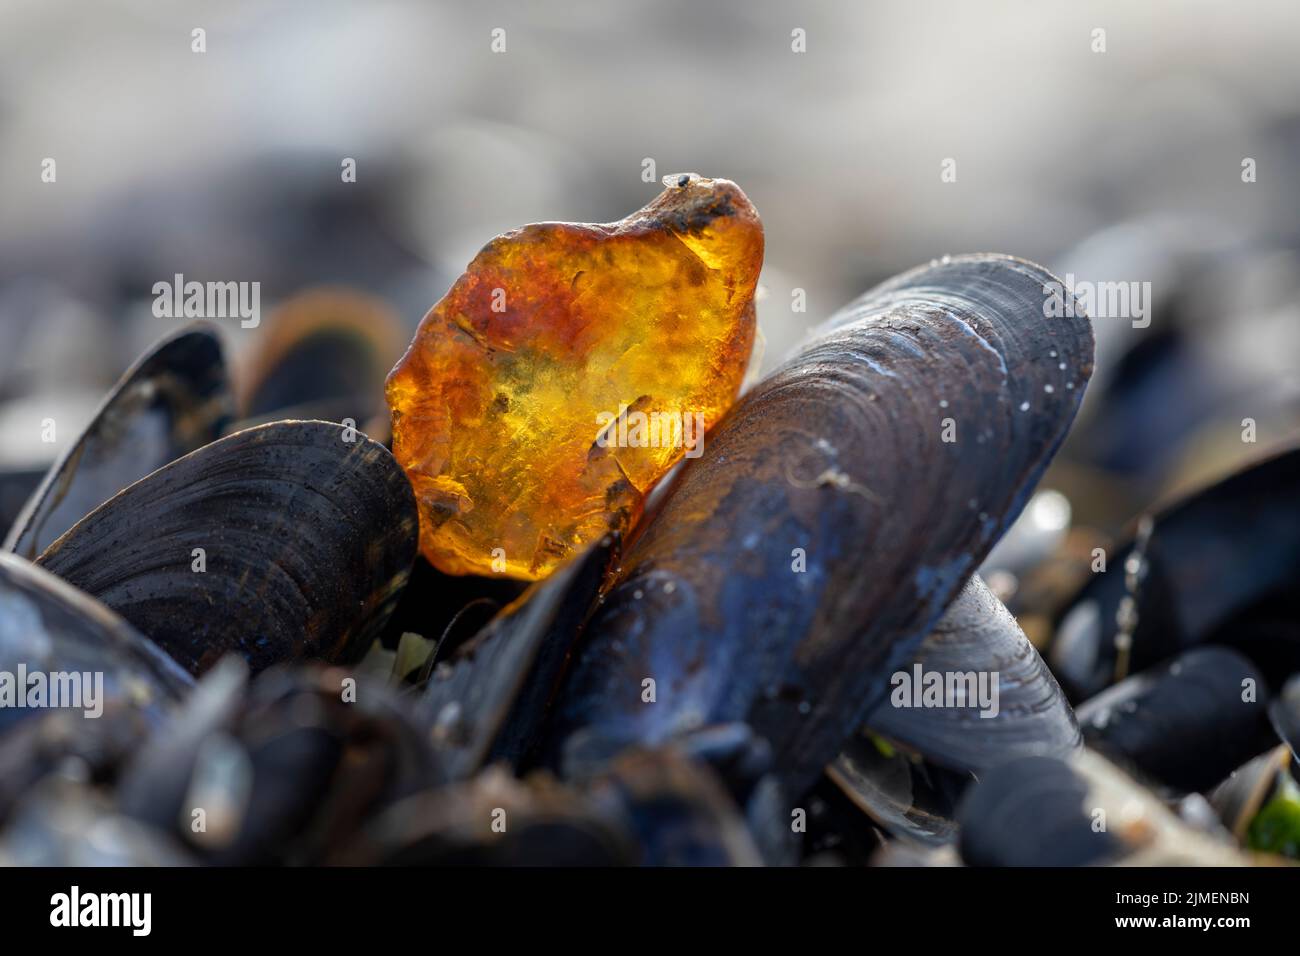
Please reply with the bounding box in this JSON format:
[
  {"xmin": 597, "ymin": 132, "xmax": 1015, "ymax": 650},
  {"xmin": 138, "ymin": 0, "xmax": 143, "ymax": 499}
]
[{"xmin": 386, "ymin": 175, "xmax": 763, "ymax": 579}]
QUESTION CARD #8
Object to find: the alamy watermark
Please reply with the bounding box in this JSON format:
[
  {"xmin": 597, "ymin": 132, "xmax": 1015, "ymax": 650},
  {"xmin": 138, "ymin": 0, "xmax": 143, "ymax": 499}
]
[
  {"xmin": 0, "ymin": 665, "xmax": 104, "ymax": 718},
  {"xmin": 594, "ymin": 406, "xmax": 705, "ymax": 459},
  {"xmin": 1043, "ymin": 274, "xmax": 1151, "ymax": 329},
  {"xmin": 50, "ymin": 886, "xmax": 151, "ymax": 936},
  {"xmin": 152, "ymin": 273, "xmax": 260, "ymax": 328},
  {"xmin": 889, "ymin": 664, "xmax": 1000, "ymax": 718}
]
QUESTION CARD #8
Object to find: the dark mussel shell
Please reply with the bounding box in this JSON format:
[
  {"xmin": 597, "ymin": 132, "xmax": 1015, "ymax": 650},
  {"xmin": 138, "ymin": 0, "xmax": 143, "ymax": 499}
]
[
  {"xmin": 0, "ymin": 468, "xmax": 46, "ymax": 543},
  {"xmin": 420, "ymin": 535, "xmax": 617, "ymax": 783},
  {"xmin": 36, "ymin": 421, "xmax": 417, "ymax": 676},
  {"xmin": 581, "ymin": 745, "xmax": 766, "ymax": 866},
  {"xmin": 0, "ymin": 553, "xmax": 192, "ymax": 739},
  {"xmin": 342, "ymin": 745, "xmax": 764, "ymax": 867},
  {"xmin": 333, "ymin": 766, "xmax": 637, "ymax": 866},
  {"xmin": 236, "ymin": 288, "xmax": 402, "ymax": 435},
  {"xmin": 957, "ymin": 753, "xmax": 1118, "ymax": 866},
  {"xmin": 1051, "ymin": 445, "xmax": 1300, "ymax": 700},
  {"xmin": 957, "ymin": 750, "xmax": 1251, "ymax": 866},
  {"xmin": 5, "ymin": 326, "xmax": 233, "ymax": 559},
  {"xmin": 118, "ymin": 659, "xmax": 437, "ymax": 864},
  {"xmin": 1075, "ymin": 646, "xmax": 1274, "ymax": 794},
  {"xmin": 864, "ymin": 574, "xmax": 1081, "ymax": 775},
  {"xmin": 544, "ymin": 254, "xmax": 1094, "ymax": 795}
]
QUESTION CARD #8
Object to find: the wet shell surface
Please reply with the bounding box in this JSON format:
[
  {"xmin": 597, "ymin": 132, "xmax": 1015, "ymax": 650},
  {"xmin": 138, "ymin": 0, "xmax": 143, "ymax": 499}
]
[
  {"xmin": 544, "ymin": 254, "xmax": 1094, "ymax": 795},
  {"xmin": 35, "ymin": 421, "xmax": 417, "ymax": 676}
]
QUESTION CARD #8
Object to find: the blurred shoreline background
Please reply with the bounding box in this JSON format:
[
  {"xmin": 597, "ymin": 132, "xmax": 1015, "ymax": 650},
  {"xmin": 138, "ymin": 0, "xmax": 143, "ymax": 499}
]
[{"xmin": 2, "ymin": 0, "xmax": 1299, "ymax": 539}]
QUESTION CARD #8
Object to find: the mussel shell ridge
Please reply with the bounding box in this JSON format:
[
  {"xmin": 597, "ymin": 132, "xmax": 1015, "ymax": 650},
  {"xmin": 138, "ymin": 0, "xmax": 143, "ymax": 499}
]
[
  {"xmin": 866, "ymin": 574, "xmax": 1081, "ymax": 775},
  {"xmin": 35, "ymin": 420, "xmax": 417, "ymax": 675}
]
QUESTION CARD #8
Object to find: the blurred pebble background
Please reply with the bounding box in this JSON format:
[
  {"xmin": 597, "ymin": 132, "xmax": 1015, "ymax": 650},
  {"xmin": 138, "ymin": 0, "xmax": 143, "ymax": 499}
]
[{"xmin": 2, "ymin": 0, "xmax": 1299, "ymax": 568}]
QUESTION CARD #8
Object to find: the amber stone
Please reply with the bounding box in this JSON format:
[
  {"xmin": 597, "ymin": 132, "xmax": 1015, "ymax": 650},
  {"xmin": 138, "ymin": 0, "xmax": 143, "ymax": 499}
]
[{"xmin": 386, "ymin": 175, "xmax": 763, "ymax": 579}]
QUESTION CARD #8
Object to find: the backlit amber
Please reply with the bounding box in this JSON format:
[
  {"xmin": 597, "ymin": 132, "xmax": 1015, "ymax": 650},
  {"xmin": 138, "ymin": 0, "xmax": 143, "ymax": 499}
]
[{"xmin": 386, "ymin": 175, "xmax": 763, "ymax": 579}]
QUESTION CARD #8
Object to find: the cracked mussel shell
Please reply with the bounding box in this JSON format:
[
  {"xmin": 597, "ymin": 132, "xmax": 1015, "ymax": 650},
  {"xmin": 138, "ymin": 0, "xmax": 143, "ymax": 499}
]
[
  {"xmin": 541, "ymin": 254, "xmax": 1094, "ymax": 796},
  {"xmin": 35, "ymin": 420, "xmax": 418, "ymax": 676}
]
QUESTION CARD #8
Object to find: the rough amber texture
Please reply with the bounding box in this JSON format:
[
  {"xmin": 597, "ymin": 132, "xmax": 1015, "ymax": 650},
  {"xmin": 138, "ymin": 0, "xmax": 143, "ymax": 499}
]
[{"xmin": 386, "ymin": 175, "xmax": 763, "ymax": 579}]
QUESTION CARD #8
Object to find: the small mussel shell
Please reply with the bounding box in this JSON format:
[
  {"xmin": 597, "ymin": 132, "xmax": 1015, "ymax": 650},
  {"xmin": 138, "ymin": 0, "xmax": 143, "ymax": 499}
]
[
  {"xmin": 116, "ymin": 656, "xmax": 248, "ymax": 841},
  {"xmin": 420, "ymin": 534, "xmax": 617, "ymax": 783},
  {"xmin": 958, "ymin": 749, "xmax": 1253, "ymax": 866},
  {"xmin": 546, "ymin": 254, "xmax": 1094, "ymax": 795},
  {"xmin": 957, "ymin": 753, "xmax": 1119, "ymax": 866},
  {"xmin": 36, "ymin": 420, "xmax": 418, "ymax": 676},
  {"xmin": 581, "ymin": 745, "xmax": 765, "ymax": 866},
  {"xmin": 0, "ymin": 552, "xmax": 192, "ymax": 738},
  {"xmin": 1051, "ymin": 445, "xmax": 1300, "ymax": 700},
  {"xmin": 118, "ymin": 659, "xmax": 437, "ymax": 864},
  {"xmin": 333, "ymin": 765, "xmax": 638, "ymax": 866},
  {"xmin": 5, "ymin": 325, "xmax": 233, "ymax": 559},
  {"xmin": 865, "ymin": 574, "xmax": 1081, "ymax": 775},
  {"xmin": 1209, "ymin": 744, "xmax": 1295, "ymax": 842},
  {"xmin": 1075, "ymin": 646, "xmax": 1274, "ymax": 794}
]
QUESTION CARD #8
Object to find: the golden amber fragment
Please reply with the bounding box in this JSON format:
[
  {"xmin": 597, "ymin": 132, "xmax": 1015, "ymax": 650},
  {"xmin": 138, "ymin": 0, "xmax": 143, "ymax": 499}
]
[{"xmin": 386, "ymin": 174, "xmax": 763, "ymax": 579}]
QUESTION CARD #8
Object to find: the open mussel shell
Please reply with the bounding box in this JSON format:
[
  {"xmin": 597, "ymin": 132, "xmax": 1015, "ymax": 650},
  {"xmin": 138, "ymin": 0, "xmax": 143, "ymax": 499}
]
[
  {"xmin": 235, "ymin": 288, "xmax": 402, "ymax": 437},
  {"xmin": 957, "ymin": 749, "xmax": 1254, "ymax": 866},
  {"xmin": 36, "ymin": 420, "xmax": 417, "ymax": 676},
  {"xmin": 5, "ymin": 325, "xmax": 233, "ymax": 560},
  {"xmin": 1051, "ymin": 444, "xmax": 1300, "ymax": 700},
  {"xmin": 420, "ymin": 535, "xmax": 617, "ymax": 783},
  {"xmin": 544, "ymin": 254, "xmax": 1094, "ymax": 795},
  {"xmin": 864, "ymin": 575, "xmax": 1081, "ymax": 776},
  {"xmin": 1075, "ymin": 646, "xmax": 1274, "ymax": 794},
  {"xmin": 827, "ymin": 733, "xmax": 966, "ymax": 846},
  {"xmin": 0, "ymin": 552, "xmax": 192, "ymax": 738}
]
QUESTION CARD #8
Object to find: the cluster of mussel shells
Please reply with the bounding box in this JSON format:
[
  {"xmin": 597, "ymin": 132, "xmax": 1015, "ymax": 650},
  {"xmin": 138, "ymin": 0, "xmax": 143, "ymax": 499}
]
[{"xmin": 1, "ymin": 256, "xmax": 1297, "ymax": 866}]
